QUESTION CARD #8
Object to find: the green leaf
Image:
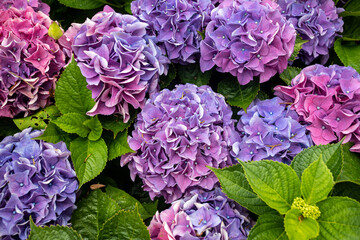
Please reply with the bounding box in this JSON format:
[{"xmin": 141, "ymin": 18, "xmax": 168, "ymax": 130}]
[
  {"xmin": 337, "ymin": 142, "xmax": 360, "ymax": 185},
  {"xmin": 71, "ymin": 190, "xmax": 120, "ymax": 240},
  {"xmin": 317, "ymin": 197, "xmax": 360, "ymax": 239},
  {"xmin": 29, "ymin": 217, "xmax": 82, "ymax": 240},
  {"xmin": 55, "ymin": 57, "xmax": 95, "ymax": 115},
  {"xmin": 14, "ymin": 105, "xmax": 60, "ymax": 130},
  {"xmin": 105, "ymin": 129, "xmax": 134, "ymax": 161},
  {"xmin": 248, "ymin": 214, "xmax": 288, "ymax": 240},
  {"xmin": 241, "ymin": 160, "xmax": 301, "ymax": 214},
  {"xmin": 98, "ymin": 209, "xmax": 150, "ymax": 240},
  {"xmin": 33, "ymin": 123, "xmax": 70, "ymax": 145},
  {"xmin": 301, "ymin": 155, "xmax": 334, "ymax": 205},
  {"xmin": 105, "ymin": 185, "xmax": 156, "ymax": 220},
  {"xmin": 341, "ymin": 17, "xmax": 360, "ymax": 40},
  {"xmin": 159, "ymin": 63, "xmax": 177, "ymax": 89},
  {"xmin": 217, "ymin": 77, "xmax": 260, "ymax": 111},
  {"xmin": 291, "ymin": 142, "xmax": 342, "ymax": 180},
  {"xmin": 178, "ymin": 64, "xmax": 211, "ymax": 86},
  {"xmin": 332, "ymin": 182, "xmax": 360, "ymax": 202},
  {"xmin": 70, "ymin": 137, "xmax": 108, "ymax": 187},
  {"xmin": 53, "ymin": 113, "xmax": 90, "ymax": 138},
  {"xmin": 284, "ymin": 209, "xmax": 319, "ymax": 240},
  {"xmin": 210, "ymin": 165, "xmax": 274, "ymax": 215},
  {"xmin": 289, "ymin": 36, "xmax": 308, "ymax": 62},
  {"xmin": 48, "ymin": 21, "xmax": 63, "ymax": 40},
  {"xmin": 83, "ymin": 116, "xmax": 103, "ymax": 141},
  {"xmin": 279, "ymin": 67, "xmax": 302, "ymax": 86},
  {"xmin": 341, "ymin": 1, "xmax": 360, "ymax": 17},
  {"xmin": 57, "ymin": 0, "xmax": 103, "ymax": 9},
  {"xmin": 99, "ymin": 114, "xmax": 134, "ymax": 138},
  {"xmin": 334, "ymin": 38, "xmax": 360, "ymax": 73}
]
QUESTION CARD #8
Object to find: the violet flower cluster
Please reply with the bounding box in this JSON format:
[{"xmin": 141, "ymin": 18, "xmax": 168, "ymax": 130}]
[
  {"xmin": 200, "ymin": 0, "xmax": 296, "ymax": 85},
  {"xmin": 0, "ymin": 128, "xmax": 78, "ymax": 240},
  {"xmin": 148, "ymin": 188, "xmax": 254, "ymax": 240},
  {"xmin": 233, "ymin": 97, "xmax": 312, "ymax": 164},
  {"xmin": 131, "ymin": 0, "xmax": 214, "ymax": 64},
  {"xmin": 0, "ymin": 0, "xmax": 50, "ymax": 14},
  {"xmin": 277, "ymin": 0, "xmax": 344, "ymax": 64},
  {"xmin": 72, "ymin": 6, "xmax": 168, "ymax": 123},
  {"xmin": 0, "ymin": 6, "xmax": 70, "ymax": 118},
  {"xmin": 275, "ymin": 64, "xmax": 360, "ymax": 152},
  {"xmin": 121, "ymin": 84, "xmax": 238, "ymax": 203}
]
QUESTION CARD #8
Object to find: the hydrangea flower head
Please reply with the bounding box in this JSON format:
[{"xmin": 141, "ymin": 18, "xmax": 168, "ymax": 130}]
[
  {"xmin": 148, "ymin": 188, "xmax": 254, "ymax": 239},
  {"xmin": 121, "ymin": 84, "xmax": 238, "ymax": 203},
  {"xmin": 233, "ymin": 97, "xmax": 312, "ymax": 164},
  {"xmin": 0, "ymin": 6, "xmax": 71, "ymax": 118},
  {"xmin": 131, "ymin": 0, "xmax": 214, "ymax": 64},
  {"xmin": 0, "ymin": 0, "xmax": 50, "ymax": 14},
  {"xmin": 0, "ymin": 128, "xmax": 78, "ymax": 239},
  {"xmin": 72, "ymin": 6, "xmax": 169, "ymax": 122},
  {"xmin": 277, "ymin": 0, "xmax": 343, "ymax": 64},
  {"xmin": 200, "ymin": 0, "xmax": 296, "ymax": 85}
]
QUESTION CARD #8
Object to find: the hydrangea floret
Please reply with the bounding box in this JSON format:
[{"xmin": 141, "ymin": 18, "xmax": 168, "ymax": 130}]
[
  {"xmin": 148, "ymin": 188, "xmax": 254, "ymax": 239},
  {"xmin": 121, "ymin": 83, "xmax": 238, "ymax": 203},
  {"xmin": 233, "ymin": 97, "xmax": 312, "ymax": 164},
  {"xmin": 200, "ymin": 0, "xmax": 296, "ymax": 85},
  {"xmin": 131, "ymin": 0, "xmax": 214, "ymax": 64},
  {"xmin": 0, "ymin": 0, "xmax": 50, "ymax": 14},
  {"xmin": 291, "ymin": 197, "xmax": 321, "ymax": 220},
  {"xmin": 0, "ymin": 128, "xmax": 78, "ymax": 240},
  {"xmin": 72, "ymin": 6, "xmax": 169, "ymax": 122},
  {"xmin": 277, "ymin": 0, "xmax": 344, "ymax": 64},
  {"xmin": 274, "ymin": 64, "xmax": 360, "ymax": 152},
  {"xmin": 0, "ymin": 6, "xmax": 70, "ymax": 118}
]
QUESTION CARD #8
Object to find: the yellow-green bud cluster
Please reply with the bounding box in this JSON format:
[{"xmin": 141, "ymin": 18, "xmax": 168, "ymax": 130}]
[{"xmin": 291, "ymin": 197, "xmax": 321, "ymax": 220}]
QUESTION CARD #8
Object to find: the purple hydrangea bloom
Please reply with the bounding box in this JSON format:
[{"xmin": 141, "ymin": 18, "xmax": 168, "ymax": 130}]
[
  {"xmin": 275, "ymin": 64, "xmax": 360, "ymax": 152},
  {"xmin": 0, "ymin": 0, "xmax": 50, "ymax": 14},
  {"xmin": 232, "ymin": 97, "xmax": 312, "ymax": 164},
  {"xmin": 72, "ymin": 6, "xmax": 169, "ymax": 123},
  {"xmin": 0, "ymin": 7, "xmax": 71, "ymax": 118},
  {"xmin": 0, "ymin": 128, "xmax": 78, "ymax": 240},
  {"xmin": 277, "ymin": 0, "xmax": 343, "ymax": 64},
  {"xmin": 131, "ymin": 0, "xmax": 214, "ymax": 64},
  {"xmin": 121, "ymin": 84, "xmax": 238, "ymax": 203},
  {"xmin": 148, "ymin": 188, "xmax": 254, "ymax": 239},
  {"xmin": 200, "ymin": 0, "xmax": 296, "ymax": 85}
]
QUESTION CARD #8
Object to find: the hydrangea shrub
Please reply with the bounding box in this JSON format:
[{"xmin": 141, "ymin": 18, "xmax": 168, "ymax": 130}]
[{"xmin": 0, "ymin": 0, "xmax": 50, "ymax": 14}]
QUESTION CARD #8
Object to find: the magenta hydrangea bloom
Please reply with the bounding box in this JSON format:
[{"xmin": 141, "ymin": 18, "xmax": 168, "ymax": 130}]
[
  {"xmin": 274, "ymin": 64, "xmax": 360, "ymax": 152},
  {"xmin": 131, "ymin": 0, "xmax": 214, "ymax": 64},
  {"xmin": 233, "ymin": 97, "xmax": 312, "ymax": 164},
  {"xmin": 277, "ymin": 0, "xmax": 343, "ymax": 64},
  {"xmin": 0, "ymin": 128, "xmax": 78, "ymax": 240},
  {"xmin": 148, "ymin": 188, "xmax": 254, "ymax": 240},
  {"xmin": 121, "ymin": 84, "xmax": 238, "ymax": 203},
  {"xmin": 200, "ymin": 0, "xmax": 296, "ymax": 85},
  {"xmin": 72, "ymin": 6, "xmax": 169, "ymax": 122},
  {"xmin": 0, "ymin": 0, "xmax": 50, "ymax": 14},
  {"xmin": 0, "ymin": 7, "xmax": 71, "ymax": 118}
]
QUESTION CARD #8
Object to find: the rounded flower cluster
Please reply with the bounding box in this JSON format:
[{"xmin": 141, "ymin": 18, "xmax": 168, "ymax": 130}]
[
  {"xmin": 200, "ymin": 0, "xmax": 296, "ymax": 85},
  {"xmin": 277, "ymin": 0, "xmax": 344, "ymax": 64},
  {"xmin": 0, "ymin": 0, "xmax": 50, "ymax": 14},
  {"xmin": 148, "ymin": 188, "xmax": 254, "ymax": 239},
  {"xmin": 233, "ymin": 97, "xmax": 312, "ymax": 164},
  {"xmin": 0, "ymin": 128, "xmax": 78, "ymax": 240},
  {"xmin": 0, "ymin": 6, "xmax": 70, "ymax": 118},
  {"xmin": 72, "ymin": 6, "xmax": 169, "ymax": 123},
  {"xmin": 275, "ymin": 65, "xmax": 360, "ymax": 152},
  {"xmin": 131, "ymin": 0, "xmax": 214, "ymax": 64},
  {"xmin": 121, "ymin": 84, "xmax": 238, "ymax": 203}
]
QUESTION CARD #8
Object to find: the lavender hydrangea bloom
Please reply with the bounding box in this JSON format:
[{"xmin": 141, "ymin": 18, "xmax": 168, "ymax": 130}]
[
  {"xmin": 277, "ymin": 0, "xmax": 343, "ymax": 64},
  {"xmin": 0, "ymin": 0, "xmax": 50, "ymax": 14},
  {"xmin": 121, "ymin": 84, "xmax": 238, "ymax": 203},
  {"xmin": 131, "ymin": 0, "xmax": 214, "ymax": 64},
  {"xmin": 0, "ymin": 128, "xmax": 78, "ymax": 240},
  {"xmin": 233, "ymin": 97, "xmax": 312, "ymax": 164},
  {"xmin": 148, "ymin": 188, "xmax": 254, "ymax": 239},
  {"xmin": 200, "ymin": 0, "xmax": 296, "ymax": 85},
  {"xmin": 275, "ymin": 64, "xmax": 360, "ymax": 152},
  {"xmin": 72, "ymin": 6, "xmax": 169, "ymax": 122}
]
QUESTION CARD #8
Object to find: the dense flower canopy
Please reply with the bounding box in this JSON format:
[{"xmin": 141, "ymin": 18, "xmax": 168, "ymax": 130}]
[
  {"xmin": 0, "ymin": 128, "xmax": 78, "ymax": 240},
  {"xmin": 121, "ymin": 84, "xmax": 238, "ymax": 203},
  {"xmin": 72, "ymin": 6, "xmax": 169, "ymax": 122},
  {"xmin": 200, "ymin": 0, "xmax": 296, "ymax": 85},
  {"xmin": 148, "ymin": 188, "xmax": 254, "ymax": 239},
  {"xmin": 275, "ymin": 64, "xmax": 360, "ymax": 152},
  {"xmin": 0, "ymin": 0, "xmax": 50, "ymax": 14}
]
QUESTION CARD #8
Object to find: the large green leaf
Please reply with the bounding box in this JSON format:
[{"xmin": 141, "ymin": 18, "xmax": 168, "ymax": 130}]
[
  {"xmin": 334, "ymin": 38, "xmax": 360, "ymax": 73},
  {"xmin": 279, "ymin": 67, "xmax": 302, "ymax": 86},
  {"xmin": 105, "ymin": 129, "xmax": 134, "ymax": 161},
  {"xmin": 248, "ymin": 214, "xmax": 288, "ymax": 240},
  {"xmin": 99, "ymin": 114, "xmax": 134, "ymax": 138},
  {"xmin": 210, "ymin": 165, "xmax": 274, "ymax": 215},
  {"xmin": 34, "ymin": 123, "xmax": 71, "ymax": 145},
  {"xmin": 83, "ymin": 116, "xmax": 103, "ymax": 141},
  {"xmin": 55, "ymin": 57, "xmax": 95, "ymax": 115},
  {"xmin": 341, "ymin": 1, "xmax": 360, "ymax": 17},
  {"xmin": 317, "ymin": 197, "xmax": 360, "ymax": 239},
  {"xmin": 241, "ymin": 161, "xmax": 301, "ymax": 214},
  {"xmin": 284, "ymin": 209, "xmax": 319, "ymax": 240},
  {"xmin": 337, "ymin": 142, "xmax": 360, "ymax": 185},
  {"xmin": 178, "ymin": 64, "xmax": 211, "ymax": 86},
  {"xmin": 29, "ymin": 218, "xmax": 82, "ymax": 240},
  {"xmin": 70, "ymin": 137, "xmax": 108, "ymax": 187},
  {"xmin": 53, "ymin": 113, "xmax": 90, "ymax": 138},
  {"xmin": 57, "ymin": 0, "xmax": 104, "ymax": 9},
  {"xmin": 342, "ymin": 17, "xmax": 360, "ymax": 40},
  {"xmin": 14, "ymin": 105, "xmax": 60, "ymax": 130},
  {"xmin": 332, "ymin": 182, "xmax": 360, "ymax": 202}
]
